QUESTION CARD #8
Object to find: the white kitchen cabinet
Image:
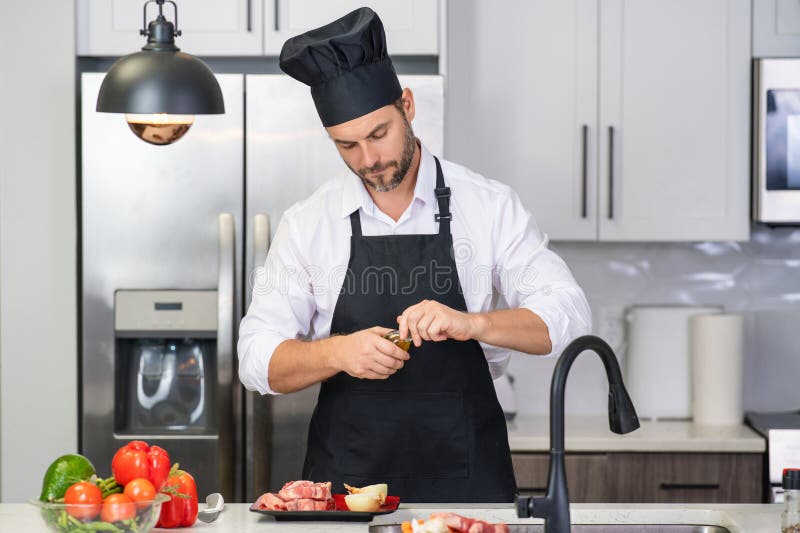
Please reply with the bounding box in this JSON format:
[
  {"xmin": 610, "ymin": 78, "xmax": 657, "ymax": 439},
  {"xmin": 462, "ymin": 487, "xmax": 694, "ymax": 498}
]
[
  {"xmin": 446, "ymin": 0, "xmax": 750, "ymax": 242},
  {"xmin": 753, "ymin": 0, "xmax": 800, "ymax": 57},
  {"xmin": 76, "ymin": 0, "xmax": 264, "ymax": 56},
  {"xmin": 446, "ymin": 0, "xmax": 599, "ymax": 240},
  {"xmin": 598, "ymin": 0, "xmax": 751, "ymax": 241},
  {"xmin": 264, "ymin": 0, "xmax": 439, "ymax": 55}
]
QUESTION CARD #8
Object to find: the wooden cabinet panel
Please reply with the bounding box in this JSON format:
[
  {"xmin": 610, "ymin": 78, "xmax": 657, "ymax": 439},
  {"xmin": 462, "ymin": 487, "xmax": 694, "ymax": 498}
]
[
  {"xmin": 608, "ymin": 453, "xmax": 762, "ymax": 503},
  {"xmin": 512, "ymin": 452, "xmax": 763, "ymax": 503},
  {"xmin": 512, "ymin": 453, "xmax": 608, "ymax": 503}
]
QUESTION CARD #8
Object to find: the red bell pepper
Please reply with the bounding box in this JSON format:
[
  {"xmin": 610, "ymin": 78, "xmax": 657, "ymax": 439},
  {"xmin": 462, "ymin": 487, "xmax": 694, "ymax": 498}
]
[
  {"xmin": 156, "ymin": 467, "xmax": 198, "ymax": 528},
  {"xmin": 111, "ymin": 440, "xmax": 171, "ymax": 490}
]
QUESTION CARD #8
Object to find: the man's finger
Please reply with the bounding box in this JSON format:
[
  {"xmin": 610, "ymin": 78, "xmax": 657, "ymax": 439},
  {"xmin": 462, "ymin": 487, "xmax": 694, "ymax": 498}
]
[
  {"xmin": 375, "ymin": 353, "xmax": 404, "ymax": 370},
  {"xmin": 416, "ymin": 312, "xmax": 435, "ymax": 341}
]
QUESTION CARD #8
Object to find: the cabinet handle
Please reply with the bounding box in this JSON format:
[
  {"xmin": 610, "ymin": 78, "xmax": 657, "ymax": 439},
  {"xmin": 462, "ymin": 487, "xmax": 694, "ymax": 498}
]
[
  {"xmin": 607, "ymin": 126, "xmax": 615, "ymax": 220},
  {"xmin": 581, "ymin": 124, "xmax": 588, "ymax": 219},
  {"xmin": 659, "ymin": 483, "xmax": 721, "ymax": 491},
  {"xmin": 246, "ymin": 0, "xmax": 252, "ymax": 32},
  {"xmin": 274, "ymin": 0, "xmax": 279, "ymax": 31}
]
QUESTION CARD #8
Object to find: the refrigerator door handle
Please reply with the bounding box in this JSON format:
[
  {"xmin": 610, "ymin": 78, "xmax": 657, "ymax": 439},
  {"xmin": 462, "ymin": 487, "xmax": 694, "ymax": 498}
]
[
  {"xmin": 245, "ymin": 213, "xmax": 271, "ymax": 500},
  {"xmin": 253, "ymin": 214, "xmax": 271, "ymax": 270},
  {"xmin": 216, "ymin": 213, "xmax": 235, "ymax": 499}
]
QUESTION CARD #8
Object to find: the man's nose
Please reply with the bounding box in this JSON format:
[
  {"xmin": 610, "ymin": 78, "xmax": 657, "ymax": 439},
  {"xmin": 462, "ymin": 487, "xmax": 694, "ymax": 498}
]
[{"xmin": 359, "ymin": 143, "xmax": 379, "ymax": 169}]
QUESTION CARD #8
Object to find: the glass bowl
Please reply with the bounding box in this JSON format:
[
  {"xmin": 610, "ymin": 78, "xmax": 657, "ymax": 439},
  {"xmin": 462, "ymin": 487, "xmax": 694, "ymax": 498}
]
[{"xmin": 29, "ymin": 493, "xmax": 170, "ymax": 533}]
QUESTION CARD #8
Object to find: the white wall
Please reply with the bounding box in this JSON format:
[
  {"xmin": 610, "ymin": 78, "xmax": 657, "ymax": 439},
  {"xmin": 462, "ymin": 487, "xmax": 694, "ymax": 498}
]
[{"xmin": 0, "ymin": 1, "xmax": 77, "ymax": 501}]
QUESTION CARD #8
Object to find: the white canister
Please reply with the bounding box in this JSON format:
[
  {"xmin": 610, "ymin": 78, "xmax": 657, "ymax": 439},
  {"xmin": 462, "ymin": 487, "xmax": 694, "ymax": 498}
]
[
  {"xmin": 690, "ymin": 313, "xmax": 744, "ymax": 426},
  {"xmin": 625, "ymin": 305, "xmax": 721, "ymax": 420}
]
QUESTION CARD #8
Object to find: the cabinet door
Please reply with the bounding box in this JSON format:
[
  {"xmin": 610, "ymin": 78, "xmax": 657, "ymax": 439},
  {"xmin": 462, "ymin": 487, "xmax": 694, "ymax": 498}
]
[
  {"xmin": 598, "ymin": 0, "xmax": 750, "ymax": 241},
  {"xmin": 512, "ymin": 453, "xmax": 608, "ymax": 503},
  {"xmin": 446, "ymin": 0, "xmax": 599, "ymax": 240},
  {"xmin": 264, "ymin": 0, "xmax": 439, "ymax": 55},
  {"xmin": 609, "ymin": 453, "xmax": 763, "ymax": 503},
  {"xmin": 76, "ymin": 0, "xmax": 263, "ymax": 56},
  {"xmin": 753, "ymin": 0, "xmax": 800, "ymax": 57}
]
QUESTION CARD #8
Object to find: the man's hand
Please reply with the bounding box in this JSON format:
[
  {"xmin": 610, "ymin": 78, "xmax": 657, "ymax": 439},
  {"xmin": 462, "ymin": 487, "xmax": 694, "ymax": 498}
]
[
  {"xmin": 334, "ymin": 326, "xmax": 411, "ymax": 380},
  {"xmin": 397, "ymin": 300, "xmax": 482, "ymax": 348}
]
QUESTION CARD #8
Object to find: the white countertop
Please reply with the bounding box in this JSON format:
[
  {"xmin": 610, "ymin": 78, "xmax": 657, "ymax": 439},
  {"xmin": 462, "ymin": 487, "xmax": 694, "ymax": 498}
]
[
  {"xmin": 1, "ymin": 502, "xmax": 784, "ymax": 533},
  {"xmin": 507, "ymin": 415, "xmax": 765, "ymax": 453}
]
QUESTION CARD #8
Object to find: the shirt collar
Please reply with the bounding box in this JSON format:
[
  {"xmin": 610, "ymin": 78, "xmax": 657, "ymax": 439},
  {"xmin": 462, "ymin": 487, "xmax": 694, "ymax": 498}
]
[{"xmin": 340, "ymin": 141, "xmax": 437, "ymax": 219}]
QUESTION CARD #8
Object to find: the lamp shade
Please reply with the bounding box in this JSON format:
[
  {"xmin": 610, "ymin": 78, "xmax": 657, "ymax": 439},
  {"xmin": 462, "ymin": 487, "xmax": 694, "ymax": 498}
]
[{"xmin": 96, "ymin": 50, "xmax": 224, "ymax": 115}]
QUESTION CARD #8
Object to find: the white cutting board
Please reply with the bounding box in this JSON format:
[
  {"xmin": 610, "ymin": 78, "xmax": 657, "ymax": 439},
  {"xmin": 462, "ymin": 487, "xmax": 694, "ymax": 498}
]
[{"xmin": 625, "ymin": 305, "xmax": 720, "ymax": 420}]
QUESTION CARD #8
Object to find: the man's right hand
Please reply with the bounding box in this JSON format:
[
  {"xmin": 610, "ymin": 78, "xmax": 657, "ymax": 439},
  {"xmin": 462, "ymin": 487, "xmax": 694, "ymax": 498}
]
[{"xmin": 333, "ymin": 326, "xmax": 411, "ymax": 380}]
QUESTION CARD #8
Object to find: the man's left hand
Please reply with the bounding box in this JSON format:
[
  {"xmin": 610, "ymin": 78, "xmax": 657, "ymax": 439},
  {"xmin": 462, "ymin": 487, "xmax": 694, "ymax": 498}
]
[{"xmin": 397, "ymin": 299, "xmax": 480, "ymax": 348}]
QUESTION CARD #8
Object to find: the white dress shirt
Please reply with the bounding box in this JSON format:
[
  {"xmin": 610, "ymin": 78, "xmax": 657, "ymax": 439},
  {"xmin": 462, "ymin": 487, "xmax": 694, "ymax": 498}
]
[{"xmin": 238, "ymin": 143, "xmax": 592, "ymax": 395}]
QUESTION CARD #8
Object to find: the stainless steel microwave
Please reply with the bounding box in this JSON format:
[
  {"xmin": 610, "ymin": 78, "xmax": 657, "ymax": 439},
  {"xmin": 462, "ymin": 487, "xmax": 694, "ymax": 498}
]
[{"xmin": 754, "ymin": 58, "xmax": 800, "ymax": 224}]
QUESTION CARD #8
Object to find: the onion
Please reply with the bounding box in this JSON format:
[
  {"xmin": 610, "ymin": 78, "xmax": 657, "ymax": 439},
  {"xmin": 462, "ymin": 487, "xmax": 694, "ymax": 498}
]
[
  {"xmin": 356, "ymin": 483, "xmax": 388, "ymax": 504},
  {"xmin": 344, "ymin": 493, "xmax": 382, "ymax": 512}
]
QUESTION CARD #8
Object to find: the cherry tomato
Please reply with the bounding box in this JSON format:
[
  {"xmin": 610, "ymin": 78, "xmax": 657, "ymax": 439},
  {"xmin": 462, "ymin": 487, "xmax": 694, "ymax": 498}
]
[
  {"xmin": 64, "ymin": 481, "xmax": 102, "ymax": 520},
  {"xmin": 100, "ymin": 493, "xmax": 136, "ymax": 523},
  {"xmin": 123, "ymin": 478, "xmax": 156, "ymax": 510}
]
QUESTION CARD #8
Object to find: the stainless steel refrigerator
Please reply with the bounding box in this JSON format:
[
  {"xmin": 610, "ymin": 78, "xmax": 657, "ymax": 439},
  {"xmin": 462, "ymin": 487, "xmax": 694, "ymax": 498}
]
[{"xmin": 80, "ymin": 72, "xmax": 444, "ymax": 502}]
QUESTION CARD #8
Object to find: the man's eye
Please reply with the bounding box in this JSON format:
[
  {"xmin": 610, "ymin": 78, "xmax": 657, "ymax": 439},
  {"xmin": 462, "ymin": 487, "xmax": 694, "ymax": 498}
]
[
  {"xmin": 371, "ymin": 131, "xmax": 387, "ymax": 140},
  {"xmin": 340, "ymin": 143, "xmax": 356, "ymax": 150}
]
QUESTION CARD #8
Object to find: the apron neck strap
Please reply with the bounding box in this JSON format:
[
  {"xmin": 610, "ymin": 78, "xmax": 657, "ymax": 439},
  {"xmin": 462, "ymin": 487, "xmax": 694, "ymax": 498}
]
[
  {"xmin": 348, "ymin": 156, "xmax": 451, "ymax": 237},
  {"xmin": 349, "ymin": 209, "xmax": 363, "ymax": 237},
  {"xmin": 433, "ymin": 156, "xmax": 451, "ymax": 235}
]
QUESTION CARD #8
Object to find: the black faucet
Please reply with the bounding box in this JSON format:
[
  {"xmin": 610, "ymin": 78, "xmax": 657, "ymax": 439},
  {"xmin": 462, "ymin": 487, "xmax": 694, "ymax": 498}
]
[{"xmin": 516, "ymin": 335, "xmax": 640, "ymax": 533}]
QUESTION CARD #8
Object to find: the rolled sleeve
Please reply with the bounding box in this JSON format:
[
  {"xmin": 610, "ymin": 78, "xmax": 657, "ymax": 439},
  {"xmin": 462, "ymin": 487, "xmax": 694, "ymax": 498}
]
[
  {"xmin": 492, "ymin": 189, "xmax": 592, "ymax": 358},
  {"xmin": 237, "ymin": 215, "xmax": 315, "ymax": 395}
]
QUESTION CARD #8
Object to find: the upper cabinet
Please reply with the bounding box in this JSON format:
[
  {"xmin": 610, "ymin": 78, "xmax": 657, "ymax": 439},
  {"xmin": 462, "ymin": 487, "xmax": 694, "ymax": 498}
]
[
  {"xmin": 446, "ymin": 0, "xmax": 751, "ymax": 242},
  {"xmin": 264, "ymin": 0, "xmax": 440, "ymax": 55},
  {"xmin": 77, "ymin": 0, "xmax": 439, "ymax": 57},
  {"xmin": 753, "ymin": 0, "xmax": 800, "ymax": 57},
  {"xmin": 597, "ymin": 0, "xmax": 751, "ymax": 241},
  {"xmin": 77, "ymin": 0, "xmax": 264, "ymax": 56}
]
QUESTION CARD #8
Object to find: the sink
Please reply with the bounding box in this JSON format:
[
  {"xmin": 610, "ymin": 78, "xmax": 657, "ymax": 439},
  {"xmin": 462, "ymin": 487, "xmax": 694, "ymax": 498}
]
[{"xmin": 369, "ymin": 526, "xmax": 731, "ymax": 533}]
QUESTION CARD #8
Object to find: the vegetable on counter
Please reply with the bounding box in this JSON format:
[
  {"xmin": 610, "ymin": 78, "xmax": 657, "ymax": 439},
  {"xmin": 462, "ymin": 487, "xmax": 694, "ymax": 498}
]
[
  {"xmin": 156, "ymin": 466, "xmax": 198, "ymax": 528},
  {"xmin": 40, "ymin": 454, "xmax": 97, "ymax": 502},
  {"xmin": 111, "ymin": 441, "xmax": 171, "ymax": 490}
]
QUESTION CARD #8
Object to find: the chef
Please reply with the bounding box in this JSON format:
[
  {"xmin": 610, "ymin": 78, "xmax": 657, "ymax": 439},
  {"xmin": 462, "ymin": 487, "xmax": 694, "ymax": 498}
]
[{"xmin": 238, "ymin": 7, "xmax": 592, "ymax": 503}]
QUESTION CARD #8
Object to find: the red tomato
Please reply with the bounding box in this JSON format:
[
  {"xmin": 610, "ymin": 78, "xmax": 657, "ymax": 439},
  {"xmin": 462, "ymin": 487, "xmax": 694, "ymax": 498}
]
[
  {"xmin": 123, "ymin": 478, "xmax": 156, "ymax": 510},
  {"xmin": 100, "ymin": 493, "xmax": 136, "ymax": 523},
  {"xmin": 64, "ymin": 481, "xmax": 102, "ymax": 520}
]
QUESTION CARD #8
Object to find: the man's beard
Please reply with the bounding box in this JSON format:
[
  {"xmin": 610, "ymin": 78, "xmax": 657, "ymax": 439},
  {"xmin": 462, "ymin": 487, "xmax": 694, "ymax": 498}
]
[{"xmin": 349, "ymin": 120, "xmax": 416, "ymax": 193}]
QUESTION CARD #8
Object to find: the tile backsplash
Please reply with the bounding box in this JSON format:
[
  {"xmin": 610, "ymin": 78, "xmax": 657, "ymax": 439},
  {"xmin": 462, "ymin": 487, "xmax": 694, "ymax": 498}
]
[{"xmin": 508, "ymin": 225, "xmax": 800, "ymax": 416}]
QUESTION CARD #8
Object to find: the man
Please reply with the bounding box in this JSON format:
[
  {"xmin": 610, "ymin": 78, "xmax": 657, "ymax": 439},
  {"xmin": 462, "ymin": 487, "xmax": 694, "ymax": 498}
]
[{"xmin": 238, "ymin": 7, "xmax": 591, "ymax": 503}]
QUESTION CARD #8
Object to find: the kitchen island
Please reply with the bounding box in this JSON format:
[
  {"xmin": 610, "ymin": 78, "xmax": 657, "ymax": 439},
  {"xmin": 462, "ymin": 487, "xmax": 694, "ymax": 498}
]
[{"xmin": 1, "ymin": 502, "xmax": 783, "ymax": 532}]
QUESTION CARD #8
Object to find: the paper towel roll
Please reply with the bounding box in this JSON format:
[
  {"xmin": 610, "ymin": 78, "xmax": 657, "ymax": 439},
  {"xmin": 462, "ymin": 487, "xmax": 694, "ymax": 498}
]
[{"xmin": 690, "ymin": 313, "xmax": 744, "ymax": 426}]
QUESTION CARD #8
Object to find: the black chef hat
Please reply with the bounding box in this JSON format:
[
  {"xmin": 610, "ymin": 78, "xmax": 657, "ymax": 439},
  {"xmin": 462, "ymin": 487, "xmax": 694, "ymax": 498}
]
[{"xmin": 278, "ymin": 7, "xmax": 403, "ymax": 127}]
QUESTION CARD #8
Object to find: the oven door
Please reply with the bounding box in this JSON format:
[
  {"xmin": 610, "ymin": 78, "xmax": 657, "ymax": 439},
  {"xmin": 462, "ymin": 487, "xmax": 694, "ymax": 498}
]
[{"xmin": 754, "ymin": 58, "xmax": 800, "ymax": 224}]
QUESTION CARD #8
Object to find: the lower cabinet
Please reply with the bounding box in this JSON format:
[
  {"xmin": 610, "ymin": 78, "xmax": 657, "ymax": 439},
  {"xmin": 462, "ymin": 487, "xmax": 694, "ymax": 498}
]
[{"xmin": 512, "ymin": 452, "xmax": 763, "ymax": 503}]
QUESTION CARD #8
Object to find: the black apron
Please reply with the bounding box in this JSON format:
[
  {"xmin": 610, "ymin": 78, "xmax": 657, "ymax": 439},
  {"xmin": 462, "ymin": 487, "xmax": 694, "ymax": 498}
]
[{"xmin": 302, "ymin": 157, "xmax": 517, "ymax": 502}]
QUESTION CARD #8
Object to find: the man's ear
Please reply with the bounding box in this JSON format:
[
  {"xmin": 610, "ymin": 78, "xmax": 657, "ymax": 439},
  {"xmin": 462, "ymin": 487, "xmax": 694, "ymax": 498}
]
[{"xmin": 401, "ymin": 87, "xmax": 416, "ymax": 122}]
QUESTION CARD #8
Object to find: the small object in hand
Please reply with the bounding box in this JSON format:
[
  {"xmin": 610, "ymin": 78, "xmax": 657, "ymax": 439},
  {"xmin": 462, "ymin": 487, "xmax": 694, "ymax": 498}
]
[{"xmin": 384, "ymin": 330, "xmax": 412, "ymax": 352}]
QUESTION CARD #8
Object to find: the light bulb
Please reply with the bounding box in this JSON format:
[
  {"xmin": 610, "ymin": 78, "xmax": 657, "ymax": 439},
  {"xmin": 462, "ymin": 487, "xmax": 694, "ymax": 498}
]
[{"xmin": 125, "ymin": 113, "xmax": 194, "ymax": 145}]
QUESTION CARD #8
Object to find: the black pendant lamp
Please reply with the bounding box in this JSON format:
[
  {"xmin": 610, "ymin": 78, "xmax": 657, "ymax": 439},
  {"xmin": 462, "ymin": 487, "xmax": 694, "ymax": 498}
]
[{"xmin": 96, "ymin": 0, "xmax": 225, "ymax": 145}]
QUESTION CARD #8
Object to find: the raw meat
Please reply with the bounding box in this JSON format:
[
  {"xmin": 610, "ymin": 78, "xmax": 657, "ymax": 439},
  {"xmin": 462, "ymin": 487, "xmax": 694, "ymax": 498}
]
[
  {"xmin": 430, "ymin": 512, "xmax": 509, "ymax": 533},
  {"xmin": 254, "ymin": 480, "xmax": 335, "ymax": 512},
  {"xmin": 278, "ymin": 480, "xmax": 333, "ymax": 501}
]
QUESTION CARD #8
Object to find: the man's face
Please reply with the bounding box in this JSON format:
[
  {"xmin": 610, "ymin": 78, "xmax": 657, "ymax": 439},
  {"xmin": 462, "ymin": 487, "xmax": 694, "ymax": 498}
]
[{"xmin": 327, "ymin": 97, "xmax": 416, "ymax": 193}]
